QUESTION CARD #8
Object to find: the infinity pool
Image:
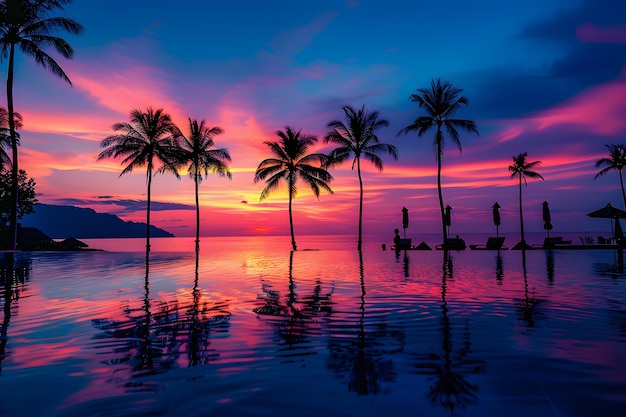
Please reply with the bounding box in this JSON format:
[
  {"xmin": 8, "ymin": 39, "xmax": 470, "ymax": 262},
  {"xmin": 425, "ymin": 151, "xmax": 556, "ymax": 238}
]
[{"xmin": 0, "ymin": 236, "xmax": 624, "ymax": 416}]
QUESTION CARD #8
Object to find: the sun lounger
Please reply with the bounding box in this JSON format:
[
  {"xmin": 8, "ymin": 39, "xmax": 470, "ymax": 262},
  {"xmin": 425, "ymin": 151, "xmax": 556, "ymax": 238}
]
[
  {"xmin": 543, "ymin": 236, "xmax": 573, "ymax": 248},
  {"xmin": 469, "ymin": 236, "xmax": 506, "ymax": 250},
  {"xmin": 436, "ymin": 237, "xmax": 467, "ymax": 250},
  {"xmin": 393, "ymin": 238, "xmax": 412, "ymax": 250}
]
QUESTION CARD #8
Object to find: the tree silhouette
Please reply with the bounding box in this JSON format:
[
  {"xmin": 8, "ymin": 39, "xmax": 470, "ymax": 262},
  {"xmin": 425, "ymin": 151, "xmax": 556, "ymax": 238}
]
[
  {"xmin": 254, "ymin": 126, "xmax": 333, "ymax": 251},
  {"xmin": 0, "ymin": 106, "xmax": 21, "ymax": 167},
  {"xmin": 176, "ymin": 118, "xmax": 232, "ymax": 252},
  {"xmin": 98, "ymin": 108, "xmax": 181, "ymax": 251},
  {"xmin": 509, "ymin": 152, "xmax": 544, "ymax": 249},
  {"xmin": 398, "ymin": 79, "xmax": 478, "ymax": 246},
  {"xmin": 0, "ymin": 0, "xmax": 83, "ymax": 250},
  {"xmin": 595, "ymin": 144, "xmax": 626, "ymax": 210},
  {"xmin": 325, "ymin": 105, "xmax": 397, "ymax": 251}
]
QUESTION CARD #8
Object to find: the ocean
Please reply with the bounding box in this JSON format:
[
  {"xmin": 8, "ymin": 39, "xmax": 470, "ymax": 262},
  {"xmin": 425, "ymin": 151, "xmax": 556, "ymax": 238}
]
[{"xmin": 0, "ymin": 234, "xmax": 624, "ymax": 416}]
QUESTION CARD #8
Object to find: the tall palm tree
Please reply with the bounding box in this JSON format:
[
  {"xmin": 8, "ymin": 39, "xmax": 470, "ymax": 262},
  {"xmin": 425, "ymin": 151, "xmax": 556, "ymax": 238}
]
[
  {"xmin": 254, "ymin": 126, "xmax": 333, "ymax": 251},
  {"xmin": 398, "ymin": 79, "xmax": 478, "ymax": 246},
  {"xmin": 325, "ymin": 105, "xmax": 398, "ymax": 251},
  {"xmin": 509, "ymin": 152, "xmax": 544, "ymax": 249},
  {"xmin": 0, "ymin": 106, "xmax": 21, "ymax": 167},
  {"xmin": 98, "ymin": 108, "xmax": 180, "ymax": 251},
  {"xmin": 176, "ymin": 118, "xmax": 232, "ymax": 252},
  {"xmin": 594, "ymin": 144, "xmax": 626, "ymax": 210},
  {"xmin": 0, "ymin": 0, "xmax": 83, "ymax": 250}
]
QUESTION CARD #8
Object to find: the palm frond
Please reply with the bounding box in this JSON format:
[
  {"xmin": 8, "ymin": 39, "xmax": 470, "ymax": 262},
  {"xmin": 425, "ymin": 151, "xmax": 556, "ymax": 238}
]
[{"xmin": 400, "ymin": 79, "xmax": 478, "ymax": 163}]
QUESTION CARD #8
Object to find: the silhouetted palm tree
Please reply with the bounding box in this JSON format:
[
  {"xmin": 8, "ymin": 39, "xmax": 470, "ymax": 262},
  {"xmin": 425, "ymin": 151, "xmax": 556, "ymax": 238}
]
[
  {"xmin": 509, "ymin": 152, "xmax": 544, "ymax": 249},
  {"xmin": 325, "ymin": 105, "xmax": 398, "ymax": 251},
  {"xmin": 594, "ymin": 144, "xmax": 626, "ymax": 210},
  {"xmin": 0, "ymin": 106, "xmax": 21, "ymax": 167},
  {"xmin": 398, "ymin": 79, "xmax": 478, "ymax": 245},
  {"xmin": 176, "ymin": 118, "xmax": 232, "ymax": 252},
  {"xmin": 98, "ymin": 108, "xmax": 180, "ymax": 251},
  {"xmin": 254, "ymin": 126, "xmax": 333, "ymax": 251},
  {"xmin": 0, "ymin": 0, "xmax": 83, "ymax": 250}
]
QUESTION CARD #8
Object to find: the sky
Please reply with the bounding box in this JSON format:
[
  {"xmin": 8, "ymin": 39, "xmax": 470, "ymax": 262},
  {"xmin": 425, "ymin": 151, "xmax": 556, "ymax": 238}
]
[{"xmin": 4, "ymin": 0, "xmax": 626, "ymax": 239}]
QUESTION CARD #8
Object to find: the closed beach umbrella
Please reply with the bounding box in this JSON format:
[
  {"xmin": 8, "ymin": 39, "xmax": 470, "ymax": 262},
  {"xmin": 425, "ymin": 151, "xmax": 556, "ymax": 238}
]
[
  {"xmin": 542, "ymin": 201, "xmax": 553, "ymax": 236},
  {"xmin": 402, "ymin": 207, "xmax": 409, "ymax": 238},
  {"xmin": 492, "ymin": 202, "xmax": 501, "ymax": 237}
]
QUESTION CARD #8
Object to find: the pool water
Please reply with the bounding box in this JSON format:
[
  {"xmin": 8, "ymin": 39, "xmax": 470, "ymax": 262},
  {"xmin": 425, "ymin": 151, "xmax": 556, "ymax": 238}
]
[{"xmin": 0, "ymin": 235, "xmax": 624, "ymax": 416}]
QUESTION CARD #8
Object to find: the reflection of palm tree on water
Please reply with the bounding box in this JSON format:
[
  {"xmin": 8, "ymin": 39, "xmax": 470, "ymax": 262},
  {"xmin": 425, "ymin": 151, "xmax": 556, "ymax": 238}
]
[
  {"xmin": 254, "ymin": 251, "xmax": 334, "ymax": 349},
  {"xmin": 188, "ymin": 250, "xmax": 204, "ymax": 366},
  {"xmin": 348, "ymin": 251, "xmax": 392, "ymax": 395},
  {"xmin": 414, "ymin": 252, "xmax": 484, "ymax": 410},
  {"xmin": 517, "ymin": 250, "xmax": 544, "ymax": 328},
  {"xmin": 326, "ymin": 251, "xmax": 401, "ymax": 396},
  {"xmin": 92, "ymin": 250, "xmax": 231, "ymax": 380},
  {"xmin": 0, "ymin": 253, "xmax": 31, "ymax": 375}
]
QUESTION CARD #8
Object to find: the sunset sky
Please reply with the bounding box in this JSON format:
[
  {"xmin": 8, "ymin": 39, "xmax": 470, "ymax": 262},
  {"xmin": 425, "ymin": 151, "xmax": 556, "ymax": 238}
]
[{"xmin": 5, "ymin": 0, "xmax": 626, "ymax": 239}]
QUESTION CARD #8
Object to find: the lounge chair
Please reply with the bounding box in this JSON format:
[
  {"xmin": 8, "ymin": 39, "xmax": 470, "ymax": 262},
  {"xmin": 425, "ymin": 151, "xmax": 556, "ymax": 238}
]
[
  {"xmin": 393, "ymin": 238, "xmax": 412, "ymax": 250},
  {"xmin": 469, "ymin": 236, "xmax": 506, "ymax": 250},
  {"xmin": 436, "ymin": 237, "xmax": 466, "ymax": 250},
  {"xmin": 543, "ymin": 236, "xmax": 572, "ymax": 248}
]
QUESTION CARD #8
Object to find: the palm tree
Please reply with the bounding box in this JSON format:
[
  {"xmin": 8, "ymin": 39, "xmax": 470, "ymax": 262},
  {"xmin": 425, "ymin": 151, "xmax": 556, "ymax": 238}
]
[
  {"xmin": 98, "ymin": 108, "xmax": 180, "ymax": 251},
  {"xmin": 325, "ymin": 105, "xmax": 398, "ymax": 251},
  {"xmin": 0, "ymin": 0, "xmax": 83, "ymax": 250},
  {"xmin": 594, "ymin": 144, "xmax": 626, "ymax": 210},
  {"xmin": 0, "ymin": 106, "xmax": 21, "ymax": 167},
  {"xmin": 176, "ymin": 118, "xmax": 232, "ymax": 252},
  {"xmin": 254, "ymin": 126, "xmax": 333, "ymax": 251},
  {"xmin": 398, "ymin": 79, "xmax": 478, "ymax": 246},
  {"xmin": 509, "ymin": 152, "xmax": 544, "ymax": 249}
]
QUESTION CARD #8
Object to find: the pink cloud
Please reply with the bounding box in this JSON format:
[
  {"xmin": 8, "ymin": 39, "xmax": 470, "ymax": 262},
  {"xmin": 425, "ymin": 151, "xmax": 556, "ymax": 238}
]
[
  {"xmin": 68, "ymin": 60, "xmax": 185, "ymax": 122},
  {"xmin": 577, "ymin": 23, "xmax": 626, "ymax": 44},
  {"xmin": 532, "ymin": 79, "xmax": 626, "ymax": 134},
  {"xmin": 22, "ymin": 110, "xmax": 112, "ymax": 141},
  {"xmin": 496, "ymin": 125, "xmax": 524, "ymax": 143}
]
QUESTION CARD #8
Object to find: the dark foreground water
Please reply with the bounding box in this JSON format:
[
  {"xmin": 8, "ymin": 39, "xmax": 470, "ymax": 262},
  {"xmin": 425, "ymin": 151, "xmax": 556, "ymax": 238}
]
[{"xmin": 0, "ymin": 235, "xmax": 624, "ymax": 416}]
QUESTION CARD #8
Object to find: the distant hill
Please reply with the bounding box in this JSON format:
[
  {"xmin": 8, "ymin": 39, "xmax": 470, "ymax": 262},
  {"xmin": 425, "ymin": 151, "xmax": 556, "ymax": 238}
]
[{"xmin": 20, "ymin": 204, "xmax": 174, "ymax": 239}]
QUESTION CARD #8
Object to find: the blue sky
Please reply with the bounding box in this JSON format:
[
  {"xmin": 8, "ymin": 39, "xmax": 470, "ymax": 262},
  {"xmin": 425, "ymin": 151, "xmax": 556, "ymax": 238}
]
[{"xmin": 7, "ymin": 0, "xmax": 626, "ymax": 239}]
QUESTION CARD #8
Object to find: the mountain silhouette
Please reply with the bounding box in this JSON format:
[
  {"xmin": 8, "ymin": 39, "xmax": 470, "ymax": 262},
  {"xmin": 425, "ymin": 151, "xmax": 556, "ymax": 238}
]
[{"xmin": 20, "ymin": 204, "xmax": 174, "ymax": 238}]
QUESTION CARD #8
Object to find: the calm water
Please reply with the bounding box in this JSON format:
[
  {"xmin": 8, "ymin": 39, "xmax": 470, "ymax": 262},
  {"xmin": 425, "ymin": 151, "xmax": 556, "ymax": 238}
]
[{"xmin": 0, "ymin": 235, "xmax": 624, "ymax": 417}]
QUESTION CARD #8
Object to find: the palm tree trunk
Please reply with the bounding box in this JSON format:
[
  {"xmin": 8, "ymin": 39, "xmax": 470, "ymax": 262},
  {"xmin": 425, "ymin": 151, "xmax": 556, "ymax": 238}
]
[
  {"xmin": 436, "ymin": 140, "xmax": 446, "ymax": 246},
  {"xmin": 194, "ymin": 172, "xmax": 200, "ymax": 253},
  {"xmin": 289, "ymin": 177, "xmax": 297, "ymax": 251},
  {"xmin": 146, "ymin": 162, "xmax": 152, "ymax": 252},
  {"xmin": 619, "ymin": 169, "xmax": 626, "ymax": 210},
  {"xmin": 7, "ymin": 46, "xmax": 18, "ymax": 251},
  {"xmin": 519, "ymin": 176, "xmax": 525, "ymax": 245},
  {"xmin": 357, "ymin": 157, "xmax": 364, "ymax": 251}
]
